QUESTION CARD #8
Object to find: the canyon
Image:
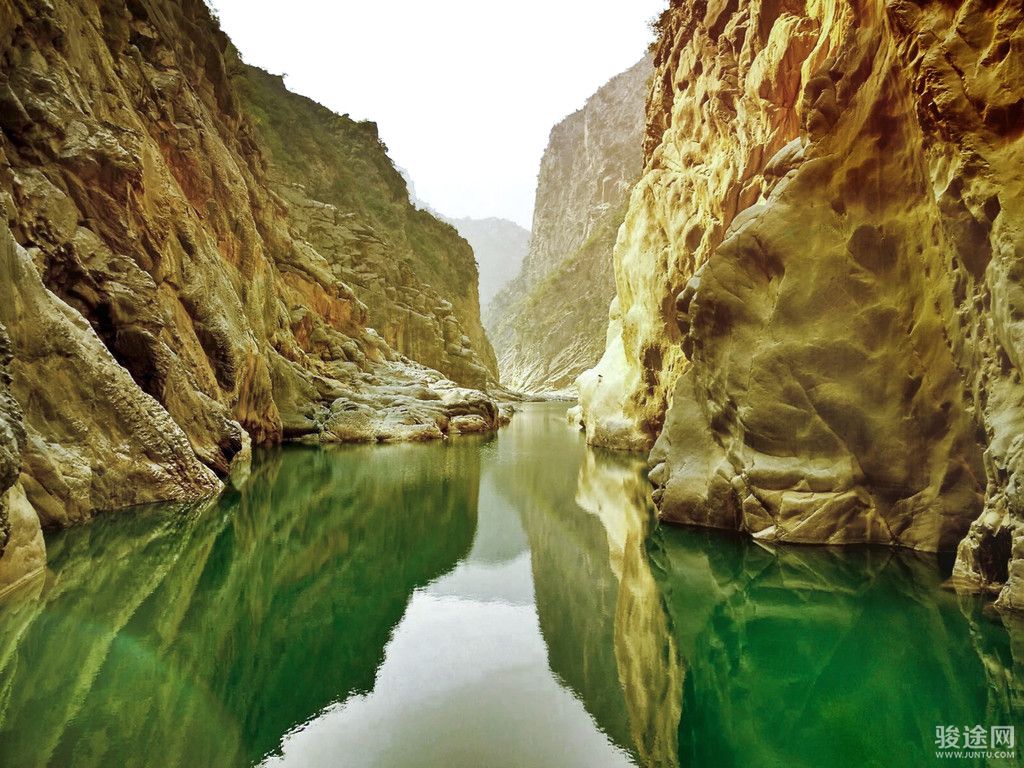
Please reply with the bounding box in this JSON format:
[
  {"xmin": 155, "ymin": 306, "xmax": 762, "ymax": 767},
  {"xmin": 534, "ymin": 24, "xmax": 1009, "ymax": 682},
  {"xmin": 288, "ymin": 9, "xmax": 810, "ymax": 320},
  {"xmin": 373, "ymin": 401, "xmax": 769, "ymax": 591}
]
[
  {"xmin": 444, "ymin": 216, "xmax": 530, "ymax": 310},
  {"xmin": 0, "ymin": 0, "xmax": 1022, "ymax": 763},
  {"xmin": 0, "ymin": 0, "xmax": 1019, "ymax": 617},
  {"xmin": 0, "ymin": 403, "xmax": 1017, "ymax": 767},
  {"xmin": 485, "ymin": 57, "xmax": 652, "ymax": 396}
]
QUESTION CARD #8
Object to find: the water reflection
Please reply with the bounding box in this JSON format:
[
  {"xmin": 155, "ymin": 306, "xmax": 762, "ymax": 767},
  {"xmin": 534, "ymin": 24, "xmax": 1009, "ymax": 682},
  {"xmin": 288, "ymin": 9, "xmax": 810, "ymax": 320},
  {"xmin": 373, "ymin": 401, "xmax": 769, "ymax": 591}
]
[
  {"xmin": 652, "ymin": 528, "xmax": 1024, "ymax": 767},
  {"xmin": 0, "ymin": 442, "xmax": 479, "ymax": 767},
  {"xmin": 519, "ymin": 443, "xmax": 683, "ymax": 767},
  {"xmin": 264, "ymin": 403, "xmax": 651, "ymax": 767},
  {"xmin": 0, "ymin": 404, "xmax": 1020, "ymax": 767}
]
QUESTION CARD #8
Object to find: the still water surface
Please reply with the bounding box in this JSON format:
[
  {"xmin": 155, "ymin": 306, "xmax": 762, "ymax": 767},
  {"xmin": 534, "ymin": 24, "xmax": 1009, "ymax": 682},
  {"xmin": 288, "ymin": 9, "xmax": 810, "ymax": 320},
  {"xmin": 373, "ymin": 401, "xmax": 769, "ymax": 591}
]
[{"xmin": 0, "ymin": 403, "xmax": 1020, "ymax": 767}]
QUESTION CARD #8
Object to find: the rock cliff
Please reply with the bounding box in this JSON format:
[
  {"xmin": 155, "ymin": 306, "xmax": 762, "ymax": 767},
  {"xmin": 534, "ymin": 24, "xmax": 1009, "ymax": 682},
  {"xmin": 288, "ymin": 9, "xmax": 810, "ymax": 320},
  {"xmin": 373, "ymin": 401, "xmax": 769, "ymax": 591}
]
[
  {"xmin": 0, "ymin": 319, "xmax": 43, "ymax": 596},
  {"xmin": 0, "ymin": 0, "xmax": 502, "ymax": 588},
  {"xmin": 579, "ymin": 0, "xmax": 1024, "ymax": 607},
  {"xmin": 485, "ymin": 58, "xmax": 652, "ymax": 395}
]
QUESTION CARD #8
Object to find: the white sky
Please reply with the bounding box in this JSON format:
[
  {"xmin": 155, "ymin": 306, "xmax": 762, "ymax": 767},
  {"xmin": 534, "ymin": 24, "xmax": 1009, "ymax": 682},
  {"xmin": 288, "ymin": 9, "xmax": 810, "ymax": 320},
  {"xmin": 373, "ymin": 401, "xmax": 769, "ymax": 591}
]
[{"xmin": 209, "ymin": 0, "xmax": 665, "ymax": 228}]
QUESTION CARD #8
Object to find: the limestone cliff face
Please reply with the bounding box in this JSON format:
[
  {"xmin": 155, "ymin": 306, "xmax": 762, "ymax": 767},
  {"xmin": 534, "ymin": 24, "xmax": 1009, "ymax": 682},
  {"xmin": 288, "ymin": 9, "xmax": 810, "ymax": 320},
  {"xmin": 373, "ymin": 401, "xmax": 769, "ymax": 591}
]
[
  {"xmin": 0, "ymin": 0, "xmax": 501, "ymax": 587},
  {"xmin": 485, "ymin": 58, "xmax": 651, "ymax": 395},
  {"xmin": 0, "ymin": 319, "xmax": 43, "ymax": 596},
  {"xmin": 581, "ymin": 0, "xmax": 1024, "ymax": 605}
]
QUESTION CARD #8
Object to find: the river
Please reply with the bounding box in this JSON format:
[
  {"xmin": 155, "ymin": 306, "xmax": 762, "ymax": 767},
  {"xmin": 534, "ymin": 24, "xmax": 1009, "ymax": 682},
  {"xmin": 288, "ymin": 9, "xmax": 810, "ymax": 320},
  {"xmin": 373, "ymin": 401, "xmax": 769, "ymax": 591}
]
[{"xmin": 0, "ymin": 403, "xmax": 1019, "ymax": 767}]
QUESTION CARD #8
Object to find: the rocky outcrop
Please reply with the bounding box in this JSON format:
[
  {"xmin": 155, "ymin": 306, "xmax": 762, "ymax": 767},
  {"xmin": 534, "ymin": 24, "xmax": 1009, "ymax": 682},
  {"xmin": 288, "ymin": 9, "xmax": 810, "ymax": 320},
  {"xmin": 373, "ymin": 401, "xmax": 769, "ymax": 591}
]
[
  {"xmin": 444, "ymin": 216, "xmax": 530, "ymax": 310},
  {"xmin": 485, "ymin": 58, "xmax": 651, "ymax": 395},
  {"xmin": 580, "ymin": 0, "xmax": 1024, "ymax": 605},
  {"xmin": 0, "ymin": 0, "xmax": 502, "ymax": 586},
  {"xmin": 0, "ymin": 317, "xmax": 43, "ymax": 596},
  {"xmin": 0, "ymin": 213, "xmax": 219, "ymax": 587}
]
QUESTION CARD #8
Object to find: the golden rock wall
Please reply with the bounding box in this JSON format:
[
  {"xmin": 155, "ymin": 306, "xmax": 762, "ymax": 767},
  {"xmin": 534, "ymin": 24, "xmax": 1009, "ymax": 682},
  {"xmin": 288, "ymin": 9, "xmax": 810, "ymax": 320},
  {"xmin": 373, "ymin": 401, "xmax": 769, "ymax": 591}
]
[{"xmin": 582, "ymin": 0, "xmax": 1024, "ymax": 604}]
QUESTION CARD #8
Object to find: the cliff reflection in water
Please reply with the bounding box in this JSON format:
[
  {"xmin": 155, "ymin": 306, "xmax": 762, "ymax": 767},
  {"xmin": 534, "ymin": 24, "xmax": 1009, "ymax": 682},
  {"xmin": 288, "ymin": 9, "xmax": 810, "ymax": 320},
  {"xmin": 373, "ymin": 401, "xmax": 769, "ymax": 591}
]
[
  {"xmin": 0, "ymin": 443, "xmax": 480, "ymax": 767},
  {"xmin": 263, "ymin": 402, "xmax": 676, "ymax": 768},
  {"xmin": 0, "ymin": 403, "xmax": 1020, "ymax": 768},
  {"xmin": 516, "ymin": 442, "xmax": 683, "ymax": 767},
  {"xmin": 653, "ymin": 527, "xmax": 1024, "ymax": 767}
]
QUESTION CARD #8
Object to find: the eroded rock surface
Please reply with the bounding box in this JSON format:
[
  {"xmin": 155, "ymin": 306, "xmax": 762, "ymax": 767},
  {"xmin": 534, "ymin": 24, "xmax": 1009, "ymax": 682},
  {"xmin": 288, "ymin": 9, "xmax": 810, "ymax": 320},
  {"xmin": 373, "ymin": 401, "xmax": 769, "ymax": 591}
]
[
  {"xmin": 0, "ymin": 316, "xmax": 43, "ymax": 596},
  {"xmin": 0, "ymin": 214, "xmax": 222, "ymax": 526},
  {"xmin": 486, "ymin": 58, "xmax": 651, "ymax": 395},
  {"xmin": 0, "ymin": 0, "xmax": 502, "ymax": 585},
  {"xmin": 580, "ymin": 0, "xmax": 1024, "ymax": 603}
]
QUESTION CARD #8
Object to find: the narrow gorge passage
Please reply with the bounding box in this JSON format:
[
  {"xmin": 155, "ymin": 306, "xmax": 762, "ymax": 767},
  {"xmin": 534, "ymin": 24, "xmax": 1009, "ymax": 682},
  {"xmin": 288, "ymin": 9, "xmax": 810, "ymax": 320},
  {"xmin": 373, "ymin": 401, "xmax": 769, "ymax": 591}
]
[
  {"xmin": 0, "ymin": 404, "xmax": 1018, "ymax": 768},
  {"xmin": 1, "ymin": 0, "xmax": 1024, "ymax": 765}
]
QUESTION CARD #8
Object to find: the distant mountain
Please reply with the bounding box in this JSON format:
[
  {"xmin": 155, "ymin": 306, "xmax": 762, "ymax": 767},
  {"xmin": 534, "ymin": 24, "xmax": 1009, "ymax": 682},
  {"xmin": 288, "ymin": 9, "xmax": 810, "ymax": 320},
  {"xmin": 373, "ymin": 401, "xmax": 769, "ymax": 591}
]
[
  {"xmin": 484, "ymin": 56, "xmax": 652, "ymax": 395},
  {"xmin": 444, "ymin": 217, "xmax": 531, "ymax": 309}
]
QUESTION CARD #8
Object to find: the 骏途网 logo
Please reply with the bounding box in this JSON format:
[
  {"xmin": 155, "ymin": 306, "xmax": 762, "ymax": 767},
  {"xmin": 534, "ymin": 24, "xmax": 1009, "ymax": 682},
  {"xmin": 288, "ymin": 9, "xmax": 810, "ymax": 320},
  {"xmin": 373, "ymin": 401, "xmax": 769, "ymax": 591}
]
[{"xmin": 935, "ymin": 725, "xmax": 1016, "ymax": 760}]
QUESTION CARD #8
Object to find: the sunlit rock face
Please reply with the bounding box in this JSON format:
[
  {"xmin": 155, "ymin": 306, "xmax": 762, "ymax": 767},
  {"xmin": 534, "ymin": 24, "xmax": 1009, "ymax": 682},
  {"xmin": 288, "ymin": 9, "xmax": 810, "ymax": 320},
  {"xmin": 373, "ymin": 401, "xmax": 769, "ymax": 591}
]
[
  {"xmin": 583, "ymin": 0, "xmax": 1024, "ymax": 579},
  {"xmin": 0, "ymin": 0, "xmax": 501, "ymax": 583},
  {"xmin": 0, "ymin": 217, "xmax": 219, "ymax": 572},
  {"xmin": 0, "ymin": 317, "xmax": 43, "ymax": 596},
  {"xmin": 579, "ymin": 3, "xmax": 817, "ymax": 449},
  {"xmin": 486, "ymin": 57, "xmax": 651, "ymax": 395}
]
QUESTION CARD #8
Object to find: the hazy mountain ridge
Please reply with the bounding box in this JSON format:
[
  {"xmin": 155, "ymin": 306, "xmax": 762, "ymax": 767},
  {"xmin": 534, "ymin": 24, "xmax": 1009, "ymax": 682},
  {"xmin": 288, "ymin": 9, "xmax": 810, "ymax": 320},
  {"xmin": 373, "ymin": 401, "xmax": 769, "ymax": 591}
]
[{"xmin": 442, "ymin": 216, "xmax": 530, "ymax": 309}]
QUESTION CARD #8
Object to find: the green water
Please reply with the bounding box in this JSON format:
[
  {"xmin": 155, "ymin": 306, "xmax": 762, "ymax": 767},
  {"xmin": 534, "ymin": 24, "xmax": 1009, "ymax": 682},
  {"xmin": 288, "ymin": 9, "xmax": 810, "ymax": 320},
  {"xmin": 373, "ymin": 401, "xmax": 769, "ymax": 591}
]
[{"xmin": 0, "ymin": 402, "xmax": 1020, "ymax": 767}]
